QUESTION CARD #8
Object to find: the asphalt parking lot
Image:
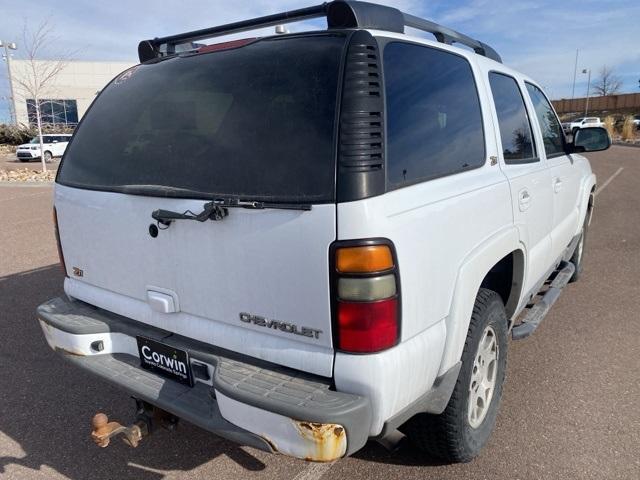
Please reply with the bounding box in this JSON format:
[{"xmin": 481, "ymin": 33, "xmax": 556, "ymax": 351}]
[
  {"xmin": 1, "ymin": 146, "xmax": 638, "ymax": 480},
  {"xmin": 0, "ymin": 154, "xmax": 60, "ymax": 173}
]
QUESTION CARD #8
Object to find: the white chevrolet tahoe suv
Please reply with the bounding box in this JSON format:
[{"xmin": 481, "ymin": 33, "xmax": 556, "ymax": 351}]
[{"xmin": 37, "ymin": 0, "xmax": 611, "ymax": 464}]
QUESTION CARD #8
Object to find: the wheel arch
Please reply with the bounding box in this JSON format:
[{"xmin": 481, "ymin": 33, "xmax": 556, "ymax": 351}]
[
  {"xmin": 437, "ymin": 226, "xmax": 522, "ymax": 376},
  {"xmin": 480, "ymin": 249, "xmax": 525, "ymax": 322},
  {"xmin": 577, "ymin": 173, "xmax": 597, "ymax": 233}
]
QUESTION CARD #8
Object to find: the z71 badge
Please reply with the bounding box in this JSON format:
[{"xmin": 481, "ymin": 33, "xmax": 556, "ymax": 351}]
[{"xmin": 239, "ymin": 312, "xmax": 322, "ymax": 340}]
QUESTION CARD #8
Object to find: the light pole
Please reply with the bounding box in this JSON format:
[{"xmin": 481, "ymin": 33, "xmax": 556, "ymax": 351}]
[
  {"xmin": 582, "ymin": 68, "xmax": 591, "ymax": 116},
  {"xmin": 0, "ymin": 40, "xmax": 18, "ymax": 125},
  {"xmin": 571, "ymin": 49, "xmax": 579, "ymax": 100}
]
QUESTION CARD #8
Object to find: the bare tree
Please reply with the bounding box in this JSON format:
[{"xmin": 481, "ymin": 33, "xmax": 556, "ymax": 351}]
[
  {"xmin": 12, "ymin": 20, "xmax": 74, "ymax": 172},
  {"xmin": 593, "ymin": 66, "xmax": 623, "ymax": 97}
]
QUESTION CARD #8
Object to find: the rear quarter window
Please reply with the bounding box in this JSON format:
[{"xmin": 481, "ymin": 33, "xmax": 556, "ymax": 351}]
[{"xmin": 383, "ymin": 42, "xmax": 485, "ymax": 188}]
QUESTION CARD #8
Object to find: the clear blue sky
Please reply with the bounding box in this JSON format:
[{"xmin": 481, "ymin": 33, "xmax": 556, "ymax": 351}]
[{"xmin": 1, "ymin": 0, "xmax": 638, "ymax": 123}]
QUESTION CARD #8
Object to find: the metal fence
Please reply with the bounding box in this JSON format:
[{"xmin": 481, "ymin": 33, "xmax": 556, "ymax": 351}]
[{"xmin": 552, "ymin": 93, "xmax": 640, "ymax": 116}]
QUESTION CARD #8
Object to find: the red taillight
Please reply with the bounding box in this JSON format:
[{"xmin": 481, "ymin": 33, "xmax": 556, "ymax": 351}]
[
  {"xmin": 53, "ymin": 207, "xmax": 68, "ymax": 276},
  {"xmin": 197, "ymin": 38, "xmax": 256, "ymax": 54},
  {"xmin": 337, "ymin": 298, "xmax": 398, "ymax": 353},
  {"xmin": 332, "ymin": 240, "xmax": 400, "ymax": 354}
]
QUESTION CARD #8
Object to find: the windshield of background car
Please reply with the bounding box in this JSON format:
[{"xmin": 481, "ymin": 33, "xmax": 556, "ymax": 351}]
[
  {"xmin": 29, "ymin": 137, "xmax": 40, "ymax": 144},
  {"xmin": 57, "ymin": 34, "xmax": 346, "ymax": 203}
]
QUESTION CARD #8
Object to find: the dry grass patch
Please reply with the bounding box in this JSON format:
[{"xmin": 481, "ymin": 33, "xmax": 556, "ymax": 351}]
[
  {"xmin": 0, "ymin": 145, "xmax": 17, "ymax": 154},
  {"xmin": 621, "ymin": 115, "xmax": 637, "ymax": 141},
  {"xmin": 603, "ymin": 116, "xmax": 616, "ymax": 138}
]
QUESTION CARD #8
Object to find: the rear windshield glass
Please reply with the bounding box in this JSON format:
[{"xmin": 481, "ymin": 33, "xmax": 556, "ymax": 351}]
[{"xmin": 58, "ymin": 35, "xmax": 345, "ymax": 203}]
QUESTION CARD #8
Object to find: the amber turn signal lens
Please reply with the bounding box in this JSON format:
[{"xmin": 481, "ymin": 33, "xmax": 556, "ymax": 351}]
[{"xmin": 336, "ymin": 245, "xmax": 393, "ymax": 273}]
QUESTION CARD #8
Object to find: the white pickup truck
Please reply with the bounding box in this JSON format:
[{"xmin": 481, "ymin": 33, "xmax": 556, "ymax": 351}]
[
  {"xmin": 37, "ymin": 0, "xmax": 611, "ymax": 464},
  {"xmin": 562, "ymin": 117, "xmax": 605, "ymax": 136}
]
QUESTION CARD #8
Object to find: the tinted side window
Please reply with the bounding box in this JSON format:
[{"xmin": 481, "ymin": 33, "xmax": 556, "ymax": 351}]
[
  {"xmin": 525, "ymin": 83, "xmax": 565, "ymax": 157},
  {"xmin": 384, "ymin": 42, "xmax": 485, "ymax": 187},
  {"xmin": 489, "ymin": 73, "xmax": 536, "ymax": 163}
]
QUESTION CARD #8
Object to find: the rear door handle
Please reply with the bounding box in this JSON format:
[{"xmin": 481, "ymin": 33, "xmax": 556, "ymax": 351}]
[
  {"xmin": 554, "ymin": 178, "xmax": 563, "ymax": 193},
  {"xmin": 518, "ymin": 188, "xmax": 531, "ymax": 211}
]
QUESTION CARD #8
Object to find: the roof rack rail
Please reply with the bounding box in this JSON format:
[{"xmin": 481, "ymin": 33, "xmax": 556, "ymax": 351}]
[{"xmin": 138, "ymin": 0, "xmax": 502, "ymax": 64}]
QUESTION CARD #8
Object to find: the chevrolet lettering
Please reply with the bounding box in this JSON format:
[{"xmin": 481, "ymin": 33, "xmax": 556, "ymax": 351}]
[{"xmin": 239, "ymin": 312, "xmax": 323, "ymax": 339}]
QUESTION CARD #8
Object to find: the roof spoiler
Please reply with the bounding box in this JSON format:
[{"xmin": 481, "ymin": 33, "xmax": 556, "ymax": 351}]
[{"xmin": 138, "ymin": 0, "xmax": 502, "ymax": 64}]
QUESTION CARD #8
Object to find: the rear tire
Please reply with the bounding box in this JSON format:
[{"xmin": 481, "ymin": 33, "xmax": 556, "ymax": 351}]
[{"xmin": 403, "ymin": 289, "xmax": 508, "ymax": 463}]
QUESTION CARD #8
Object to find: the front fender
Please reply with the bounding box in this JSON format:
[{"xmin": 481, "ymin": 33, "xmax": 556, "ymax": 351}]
[{"xmin": 437, "ymin": 226, "xmax": 521, "ymax": 376}]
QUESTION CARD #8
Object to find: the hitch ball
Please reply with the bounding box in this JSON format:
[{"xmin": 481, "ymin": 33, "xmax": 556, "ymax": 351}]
[{"xmin": 91, "ymin": 412, "xmax": 148, "ymax": 448}]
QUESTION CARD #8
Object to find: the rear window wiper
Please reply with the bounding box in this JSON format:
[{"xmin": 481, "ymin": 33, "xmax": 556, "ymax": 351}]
[
  {"xmin": 152, "ymin": 202, "xmax": 228, "ymax": 225},
  {"xmin": 214, "ymin": 198, "xmax": 312, "ymax": 211},
  {"xmin": 151, "ymin": 198, "xmax": 311, "ymax": 227}
]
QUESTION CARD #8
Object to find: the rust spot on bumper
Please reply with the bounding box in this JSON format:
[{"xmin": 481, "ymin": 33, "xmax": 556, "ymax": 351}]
[
  {"xmin": 59, "ymin": 346, "xmax": 86, "ymax": 356},
  {"xmin": 294, "ymin": 421, "xmax": 347, "ymax": 462}
]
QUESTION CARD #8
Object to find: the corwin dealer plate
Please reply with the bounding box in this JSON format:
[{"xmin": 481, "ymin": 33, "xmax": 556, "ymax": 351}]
[{"xmin": 136, "ymin": 336, "xmax": 193, "ymax": 386}]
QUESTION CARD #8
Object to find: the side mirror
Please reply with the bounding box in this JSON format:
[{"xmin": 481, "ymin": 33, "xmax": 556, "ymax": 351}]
[{"xmin": 571, "ymin": 127, "xmax": 611, "ymax": 153}]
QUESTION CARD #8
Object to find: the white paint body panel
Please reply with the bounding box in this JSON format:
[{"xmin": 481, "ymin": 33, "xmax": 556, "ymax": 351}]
[
  {"xmin": 63, "ymin": 279, "xmax": 333, "ymax": 377},
  {"xmin": 55, "ymin": 184, "xmax": 336, "ymax": 377},
  {"xmin": 331, "ymin": 32, "xmax": 595, "ymax": 431},
  {"xmin": 334, "ymin": 320, "xmax": 446, "ymax": 435}
]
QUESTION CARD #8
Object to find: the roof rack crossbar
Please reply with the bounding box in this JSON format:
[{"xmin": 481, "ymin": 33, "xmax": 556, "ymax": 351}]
[
  {"xmin": 138, "ymin": 1, "xmax": 501, "ymax": 64},
  {"xmin": 138, "ymin": 4, "xmax": 328, "ymax": 60},
  {"xmin": 158, "ymin": 5, "xmax": 326, "ymax": 48},
  {"xmin": 402, "ymin": 13, "xmax": 502, "ymax": 63}
]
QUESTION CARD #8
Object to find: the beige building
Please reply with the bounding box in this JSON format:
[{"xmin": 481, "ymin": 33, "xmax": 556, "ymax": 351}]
[{"xmin": 11, "ymin": 60, "xmax": 135, "ymax": 126}]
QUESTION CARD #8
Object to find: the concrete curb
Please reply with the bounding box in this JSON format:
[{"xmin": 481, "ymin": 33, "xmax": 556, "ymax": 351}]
[
  {"xmin": 613, "ymin": 142, "xmax": 640, "ymax": 149},
  {"xmin": 0, "ymin": 181, "xmax": 53, "ymax": 187}
]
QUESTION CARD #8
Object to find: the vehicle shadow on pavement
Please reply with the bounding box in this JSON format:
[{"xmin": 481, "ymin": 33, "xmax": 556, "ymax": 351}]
[
  {"xmin": 0, "ymin": 265, "xmax": 266, "ymax": 479},
  {"xmin": 355, "ymin": 438, "xmax": 449, "ymax": 467}
]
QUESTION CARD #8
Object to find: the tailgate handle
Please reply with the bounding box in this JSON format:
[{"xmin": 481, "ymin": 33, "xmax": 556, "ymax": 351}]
[{"xmin": 147, "ymin": 290, "xmax": 179, "ymax": 314}]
